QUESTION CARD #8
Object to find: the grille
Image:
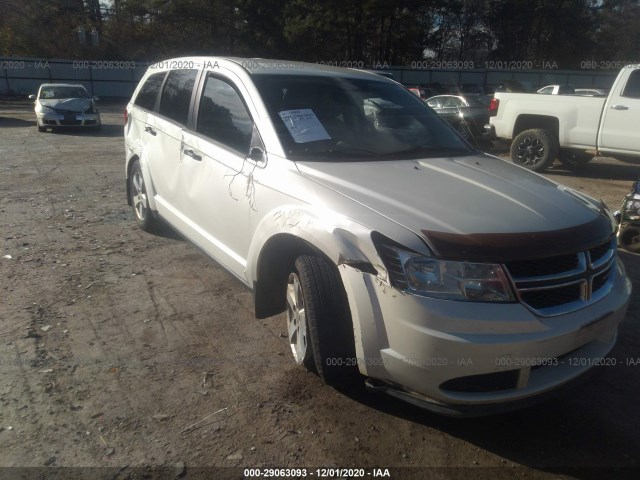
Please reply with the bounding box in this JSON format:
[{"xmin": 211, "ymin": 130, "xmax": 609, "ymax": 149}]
[
  {"xmin": 375, "ymin": 242, "xmax": 408, "ymax": 290},
  {"xmin": 506, "ymin": 253, "xmax": 579, "ymax": 278},
  {"xmin": 589, "ymin": 242, "xmax": 610, "ymax": 264},
  {"xmin": 440, "ymin": 370, "xmax": 519, "ymax": 393},
  {"xmin": 505, "ymin": 237, "xmax": 616, "ymax": 316},
  {"xmin": 592, "ymin": 267, "xmax": 612, "ymax": 293},
  {"xmin": 520, "ymin": 283, "xmax": 582, "ymax": 310}
]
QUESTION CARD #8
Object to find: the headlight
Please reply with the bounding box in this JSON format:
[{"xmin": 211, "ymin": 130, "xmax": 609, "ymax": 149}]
[
  {"xmin": 40, "ymin": 105, "xmax": 55, "ymax": 113},
  {"xmin": 376, "ymin": 241, "xmax": 515, "ymax": 302}
]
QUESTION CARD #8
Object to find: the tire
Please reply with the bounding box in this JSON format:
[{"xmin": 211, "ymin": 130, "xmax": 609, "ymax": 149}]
[
  {"xmin": 510, "ymin": 128, "xmax": 558, "ymax": 172},
  {"xmin": 286, "ymin": 255, "xmax": 358, "ymax": 386},
  {"xmin": 129, "ymin": 159, "xmax": 159, "ymax": 232},
  {"xmin": 37, "ymin": 125, "xmax": 45, "ymax": 132},
  {"xmin": 558, "ymin": 149, "xmax": 592, "ymax": 169},
  {"xmin": 619, "ymin": 226, "xmax": 640, "ymax": 253}
]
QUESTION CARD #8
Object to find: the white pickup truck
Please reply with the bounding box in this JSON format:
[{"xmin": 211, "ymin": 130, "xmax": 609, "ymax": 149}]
[{"xmin": 488, "ymin": 65, "xmax": 640, "ymax": 171}]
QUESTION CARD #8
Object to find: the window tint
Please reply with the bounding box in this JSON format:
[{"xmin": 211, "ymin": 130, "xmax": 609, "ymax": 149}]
[
  {"xmin": 158, "ymin": 69, "xmax": 198, "ymax": 125},
  {"xmin": 622, "ymin": 70, "xmax": 640, "ymax": 99},
  {"xmin": 134, "ymin": 72, "xmax": 166, "ymax": 111},
  {"xmin": 253, "ymin": 74, "xmax": 472, "ymax": 160},
  {"xmin": 196, "ymin": 76, "xmax": 253, "ymax": 153}
]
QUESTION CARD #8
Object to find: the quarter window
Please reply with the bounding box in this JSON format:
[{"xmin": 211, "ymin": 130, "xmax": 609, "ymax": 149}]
[
  {"xmin": 158, "ymin": 69, "xmax": 198, "ymax": 125},
  {"xmin": 196, "ymin": 75, "xmax": 253, "ymax": 154},
  {"xmin": 134, "ymin": 72, "xmax": 166, "ymax": 111}
]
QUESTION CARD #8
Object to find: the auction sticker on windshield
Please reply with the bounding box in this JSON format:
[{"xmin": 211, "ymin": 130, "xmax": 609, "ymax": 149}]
[{"xmin": 279, "ymin": 109, "xmax": 331, "ymax": 143}]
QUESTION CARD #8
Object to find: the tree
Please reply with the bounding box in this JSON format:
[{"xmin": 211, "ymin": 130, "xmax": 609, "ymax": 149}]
[{"xmin": 595, "ymin": 0, "xmax": 640, "ymax": 65}]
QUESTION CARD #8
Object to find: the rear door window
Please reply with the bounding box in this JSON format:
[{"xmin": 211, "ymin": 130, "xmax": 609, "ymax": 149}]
[
  {"xmin": 158, "ymin": 69, "xmax": 199, "ymax": 125},
  {"xmin": 134, "ymin": 72, "xmax": 166, "ymax": 111}
]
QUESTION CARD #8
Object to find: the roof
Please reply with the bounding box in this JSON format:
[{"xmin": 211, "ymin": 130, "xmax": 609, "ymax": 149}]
[{"xmin": 150, "ymin": 57, "xmax": 393, "ymax": 80}]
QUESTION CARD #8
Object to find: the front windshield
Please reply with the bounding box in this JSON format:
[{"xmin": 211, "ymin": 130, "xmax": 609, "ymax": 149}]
[
  {"xmin": 40, "ymin": 86, "xmax": 89, "ymax": 100},
  {"xmin": 252, "ymin": 74, "xmax": 475, "ymax": 160}
]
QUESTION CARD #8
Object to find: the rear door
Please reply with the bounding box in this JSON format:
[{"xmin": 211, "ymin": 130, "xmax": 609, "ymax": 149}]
[
  {"xmin": 128, "ymin": 71, "xmax": 166, "ymax": 154},
  {"xmin": 599, "ymin": 68, "xmax": 640, "ymax": 153},
  {"xmin": 148, "ymin": 68, "xmax": 200, "ymax": 215}
]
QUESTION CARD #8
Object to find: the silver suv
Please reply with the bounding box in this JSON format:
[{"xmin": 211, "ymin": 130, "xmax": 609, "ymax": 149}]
[{"xmin": 125, "ymin": 57, "xmax": 631, "ymax": 416}]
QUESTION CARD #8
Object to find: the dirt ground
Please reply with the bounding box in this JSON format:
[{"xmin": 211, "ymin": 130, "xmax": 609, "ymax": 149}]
[{"xmin": 1, "ymin": 100, "xmax": 639, "ymax": 480}]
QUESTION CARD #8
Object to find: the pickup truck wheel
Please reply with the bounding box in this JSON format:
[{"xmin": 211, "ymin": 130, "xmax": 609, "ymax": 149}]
[
  {"xmin": 511, "ymin": 129, "xmax": 558, "ymax": 172},
  {"xmin": 129, "ymin": 159, "xmax": 159, "ymax": 232},
  {"xmin": 286, "ymin": 255, "xmax": 358, "ymax": 386},
  {"xmin": 619, "ymin": 226, "xmax": 640, "ymax": 253},
  {"xmin": 558, "ymin": 150, "xmax": 592, "ymax": 168}
]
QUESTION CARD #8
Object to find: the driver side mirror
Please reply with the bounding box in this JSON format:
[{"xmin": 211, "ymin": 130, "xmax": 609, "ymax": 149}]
[{"xmin": 28, "ymin": 94, "xmax": 36, "ymax": 100}]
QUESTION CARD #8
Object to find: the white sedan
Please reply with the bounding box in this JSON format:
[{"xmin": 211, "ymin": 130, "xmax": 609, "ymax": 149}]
[{"xmin": 29, "ymin": 83, "xmax": 101, "ymax": 132}]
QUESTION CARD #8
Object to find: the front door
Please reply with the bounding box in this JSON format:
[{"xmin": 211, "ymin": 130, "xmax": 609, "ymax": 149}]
[{"xmin": 179, "ymin": 72, "xmax": 258, "ymax": 281}]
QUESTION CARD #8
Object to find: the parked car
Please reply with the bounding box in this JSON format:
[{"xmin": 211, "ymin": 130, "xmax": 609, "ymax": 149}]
[
  {"xmin": 125, "ymin": 57, "xmax": 630, "ymax": 416},
  {"xmin": 575, "ymin": 88, "xmax": 608, "ymax": 97},
  {"xmin": 494, "ymin": 80, "xmax": 529, "ymax": 93},
  {"xmin": 405, "ymin": 84, "xmax": 438, "ymax": 100},
  {"xmin": 615, "ymin": 180, "xmax": 640, "ymax": 253},
  {"xmin": 426, "ymin": 94, "xmax": 491, "ymax": 141},
  {"xmin": 29, "ymin": 83, "xmax": 101, "ymax": 132},
  {"xmin": 489, "ymin": 66, "xmax": 640, "ymax": 171},
  {"xmin": 537, "ymin": 84, "xmax": 575, "ymax": 95}
]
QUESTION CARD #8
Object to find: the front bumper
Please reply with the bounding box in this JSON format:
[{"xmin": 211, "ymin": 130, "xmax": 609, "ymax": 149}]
[
  {"xmin": 339, "ymin": 257, "xmax": 631, "ymax": 414},
  {"xmin": 36, "ymin": 111, "xmax": 101, "ymax": 127}
]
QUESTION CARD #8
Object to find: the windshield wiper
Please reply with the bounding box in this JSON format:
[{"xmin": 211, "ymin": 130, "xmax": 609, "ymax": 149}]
[
  {"xmin": 291, "ymin": 146, "xmax": 379, "ymax": 157},
  {"xmin": 380, "ymin": 144, "xmax": 471, "ymax": 158}
]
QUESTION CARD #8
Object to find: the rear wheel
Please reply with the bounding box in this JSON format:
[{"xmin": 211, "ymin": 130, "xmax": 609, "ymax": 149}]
[
  {"xmin": 129, "ymin": 159, "xmax": 159, "ymax": 232},
  {"xmin": 510, "ymin": 128, "xmax": 558, "ymax": 172},
  {"xmin": 286, "ymin": 255, "xmax": 358, "ymax": 386}
]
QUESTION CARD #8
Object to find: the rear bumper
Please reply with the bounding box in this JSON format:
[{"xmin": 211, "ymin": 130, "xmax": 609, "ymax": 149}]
[{"xmin": 484, "ymin": 123, "xmax": 496, "ymax": 139}]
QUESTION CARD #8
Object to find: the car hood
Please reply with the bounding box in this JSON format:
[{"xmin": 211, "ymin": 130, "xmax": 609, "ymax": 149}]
[
  {"xmin": 296, "ymin": 154, "xmax": 614, "ymax": 262},
  {"xmin": 39, "ymin": 98, "xmax": 92, "ymax": 111}
]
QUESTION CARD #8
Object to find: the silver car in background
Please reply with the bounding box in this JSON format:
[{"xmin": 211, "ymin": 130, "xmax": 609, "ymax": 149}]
[{"xmin": 29, "ymin": 83, "xmax": 101, "ymax": 131}]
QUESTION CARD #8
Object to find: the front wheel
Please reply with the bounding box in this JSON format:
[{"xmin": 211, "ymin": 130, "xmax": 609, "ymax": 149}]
[
  {"xmin": 286, "ymin": 255, "xmax": 358, "ymax": 386},
  {"xmin": 619, "ymin": 226, "xmax": 640, "ymax": 253},
  {"xmin": 510, "ymin": 128, "xmax": 558, "ymax": 172},
  {"xmin": 129, "ymin": 159, "xmax": 159, "ymax": 232}
]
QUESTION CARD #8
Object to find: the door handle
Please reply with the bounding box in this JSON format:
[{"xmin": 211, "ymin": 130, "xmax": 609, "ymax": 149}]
[
  {"xmin": 144, "ymin": 126, "xmax": 157, "ymax": 135},
  {"xmin": 611, "ymin": 105, "xmax": 629, "ymax": 110},
  {"xmin": 183, "ymin": 149, "xmax": 202, "ymax": 161}
]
